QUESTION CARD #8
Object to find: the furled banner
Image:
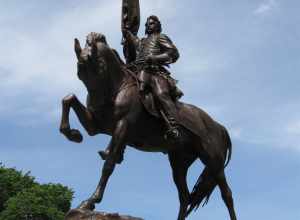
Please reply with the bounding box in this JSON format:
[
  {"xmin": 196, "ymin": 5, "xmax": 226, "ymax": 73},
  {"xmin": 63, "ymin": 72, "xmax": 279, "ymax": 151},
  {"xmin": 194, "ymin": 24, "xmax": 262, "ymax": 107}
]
[{"xmin": 121, "ymin": 0, "xmax": 140, "ymax": 63}]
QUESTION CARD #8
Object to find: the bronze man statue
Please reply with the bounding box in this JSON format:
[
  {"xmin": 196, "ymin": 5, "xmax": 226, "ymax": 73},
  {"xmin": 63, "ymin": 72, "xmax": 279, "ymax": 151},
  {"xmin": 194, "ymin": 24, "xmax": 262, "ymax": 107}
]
[{"xmin": 123, "ymin": 15, "xmax": 182, "ymax": 140}]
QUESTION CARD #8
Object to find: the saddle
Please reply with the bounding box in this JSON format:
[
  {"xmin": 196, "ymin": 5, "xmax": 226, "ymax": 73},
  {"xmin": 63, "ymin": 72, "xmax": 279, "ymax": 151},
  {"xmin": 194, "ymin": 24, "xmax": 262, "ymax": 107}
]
[
  {"xmin": 125, "ymin": 65, "xmax": 208, "ymax": 136},
  {"xmin": 124, "ymin": 64, "xmax": 183, "ymax": 118},
  {"xmin": 119, "ymin": 62, "xmax": 213, "ymax": 146}
]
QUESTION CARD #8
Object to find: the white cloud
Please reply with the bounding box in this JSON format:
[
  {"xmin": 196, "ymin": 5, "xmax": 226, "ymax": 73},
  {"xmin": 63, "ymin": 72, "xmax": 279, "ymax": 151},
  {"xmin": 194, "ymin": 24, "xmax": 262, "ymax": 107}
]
[
  {"xmin": 287, "ymin": 120, "xmax": 300, "ymax": 135},
  {"xmin": 229, "ymin": 126, "xmax": 242, "ymax": 139},
  {"xmin": 0, "ymin": 2, "xmax": 120, "ymax": 90},
  {"xmin": 227, "ymin": 114, "xmax": 300, "ymax": 152},
  {"xmin": 0, "ymin": 0, "xmax": 174, "ymax": 122},
  {"xmin": 1, "ymin": 0, "xmax": 300, "ymax": 155},
  {"xmin": 254, "ymin": 0, "xmax": 277, "ymax": 15}
]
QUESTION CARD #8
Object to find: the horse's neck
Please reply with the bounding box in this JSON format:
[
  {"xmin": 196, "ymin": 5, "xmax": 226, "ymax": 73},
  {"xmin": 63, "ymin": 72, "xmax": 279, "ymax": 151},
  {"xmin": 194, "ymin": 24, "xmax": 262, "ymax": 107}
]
[
  {"xmin": 106, "ymin": 53, "xmax": 132, "ymax": 95},
  {"xmin": 87, "ymin": 63, "xmax": 130, "ymax": 107},
  {"xmin": 87, "ymin": 46, "xmax": 134, "ymax": 111}
]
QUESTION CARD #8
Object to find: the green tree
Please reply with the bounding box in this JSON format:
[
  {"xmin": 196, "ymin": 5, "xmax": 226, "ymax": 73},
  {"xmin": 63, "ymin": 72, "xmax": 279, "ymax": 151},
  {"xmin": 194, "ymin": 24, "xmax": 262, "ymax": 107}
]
[
  {"xmin": 0, "ymin": 164, "xmax": 35, "ymax": 212},
  {"xmin": 0, "ymin": 164, "xmax": 73, "ymax": 220}
]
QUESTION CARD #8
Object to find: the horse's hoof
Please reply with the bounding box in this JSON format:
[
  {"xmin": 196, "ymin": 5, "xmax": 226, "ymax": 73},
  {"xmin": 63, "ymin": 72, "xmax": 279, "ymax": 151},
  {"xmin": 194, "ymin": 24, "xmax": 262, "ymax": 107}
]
[
  {"xmin": 59, "ymin": 124, "xmax": 70, "ymax": 135},
  {"xmin": 77, "ymin": 200, "xmax": 95, "ymax": 210},
  {"xmin": 69, "ymin": 129, "xmax": 83, "ymax": 143}
]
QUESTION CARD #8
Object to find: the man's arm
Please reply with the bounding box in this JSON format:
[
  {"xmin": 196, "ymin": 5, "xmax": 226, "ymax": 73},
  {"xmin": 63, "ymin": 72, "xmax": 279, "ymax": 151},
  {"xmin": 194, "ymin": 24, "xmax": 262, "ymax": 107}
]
[
  {"xmin": 147, "ymin": 34, "xmax": 179, "ymax": 65},
  {"xmin": 122, "ymin": 29, "xmax": 140, "ymax": 49},
  {"xmin": 122, "ymin": 29, "xmax": 140, "ymax": 63}
]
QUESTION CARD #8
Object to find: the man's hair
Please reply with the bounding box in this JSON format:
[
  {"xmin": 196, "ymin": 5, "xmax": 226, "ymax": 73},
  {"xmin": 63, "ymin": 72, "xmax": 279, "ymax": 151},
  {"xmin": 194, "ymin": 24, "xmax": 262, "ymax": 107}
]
[{"xmin": 145, "ymin": 15, "xmax": 162, "ymax": 34}]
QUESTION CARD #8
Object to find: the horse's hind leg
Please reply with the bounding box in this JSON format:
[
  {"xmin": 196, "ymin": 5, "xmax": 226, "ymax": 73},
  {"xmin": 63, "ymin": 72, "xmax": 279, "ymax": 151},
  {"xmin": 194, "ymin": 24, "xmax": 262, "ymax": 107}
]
[
  {"xmin": 217, "ymin": 170, "xmax": 237, "ymax": 220},
  {"xmin": 60, "ymin": 93, "xmax": 97, "ymax": 143},
  {"xmin": 169, "ymin": 152, "xmax": 196, "ymax": 220}
]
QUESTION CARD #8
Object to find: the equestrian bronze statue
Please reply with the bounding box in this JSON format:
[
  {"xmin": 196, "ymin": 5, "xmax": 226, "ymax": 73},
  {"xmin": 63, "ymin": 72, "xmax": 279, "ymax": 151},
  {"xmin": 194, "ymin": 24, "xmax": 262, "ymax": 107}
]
[{"xmin": 59, "ymin": 1, "xmax": 237, "ymax": 220}]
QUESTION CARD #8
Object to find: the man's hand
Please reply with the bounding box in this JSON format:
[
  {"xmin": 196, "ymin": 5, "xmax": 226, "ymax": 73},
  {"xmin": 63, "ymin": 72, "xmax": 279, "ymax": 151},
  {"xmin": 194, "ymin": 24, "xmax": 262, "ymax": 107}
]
[
  {"xmin": 145, "ymin": 54, "xmax": 158, "ymax": 65},
  {"xmin": 122, "ymin": 28, "xmax": 131, "ymax": 39}
]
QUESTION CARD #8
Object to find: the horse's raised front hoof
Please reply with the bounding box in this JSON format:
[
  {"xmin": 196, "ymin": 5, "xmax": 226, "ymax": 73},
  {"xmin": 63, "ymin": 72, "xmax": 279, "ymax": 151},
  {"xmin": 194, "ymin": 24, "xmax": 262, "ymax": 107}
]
[
  {"xmin": 68, "ymin": 129, "xmax": 83, "ymax": 143},
  {"xmin": 77, "ymin": 200, "xmax": 95, "ymax": 210},
  {"xmin": 60, "ymin": 124, "xmax": 70, "ymax": 135}
]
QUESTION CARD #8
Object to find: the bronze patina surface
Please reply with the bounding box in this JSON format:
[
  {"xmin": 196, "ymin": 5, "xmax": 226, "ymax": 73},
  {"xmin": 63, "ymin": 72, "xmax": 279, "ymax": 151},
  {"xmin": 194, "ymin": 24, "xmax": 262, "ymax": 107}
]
[{"xmin": 60, "ymin": 1, "xmax": 237, "ymax": 220}]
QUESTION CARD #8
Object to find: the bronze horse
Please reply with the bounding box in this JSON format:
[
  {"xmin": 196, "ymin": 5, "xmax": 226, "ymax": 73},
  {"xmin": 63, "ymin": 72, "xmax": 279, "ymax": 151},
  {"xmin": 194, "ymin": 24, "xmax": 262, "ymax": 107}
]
[{"xmin": 59, "ymin": 33, "xmax": 237, "ymax": 220}]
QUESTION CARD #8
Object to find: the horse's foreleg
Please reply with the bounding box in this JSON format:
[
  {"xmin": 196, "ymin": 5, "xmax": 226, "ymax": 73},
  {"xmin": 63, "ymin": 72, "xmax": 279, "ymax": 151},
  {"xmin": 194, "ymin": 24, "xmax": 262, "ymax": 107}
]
[
  {"xmin": 78, "ymin": 119, "xmax": 128, "ymax": 210},
  {"xmin": 60, "ymin": 93, "xmax": 97, "ymax": 143}
]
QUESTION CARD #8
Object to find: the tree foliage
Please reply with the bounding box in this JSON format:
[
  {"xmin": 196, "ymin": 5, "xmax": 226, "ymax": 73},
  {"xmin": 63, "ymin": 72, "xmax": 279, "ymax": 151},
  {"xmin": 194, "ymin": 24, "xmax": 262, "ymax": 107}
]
[
  {"xmin": 0, "ymin": 164, "xmax": 35, "ymax": 212},
  {"xmin": 0, "ymin": 164, "xmax": 73, "ymax": 220}
]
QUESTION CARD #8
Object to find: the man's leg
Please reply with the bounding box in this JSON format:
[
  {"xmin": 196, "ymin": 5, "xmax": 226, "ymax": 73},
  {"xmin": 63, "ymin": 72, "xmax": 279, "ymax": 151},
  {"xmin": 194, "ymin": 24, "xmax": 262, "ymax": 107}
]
[
  {"xmin": 151, "ymin": 75, "xmax": 180, "ymax": 140},
  {"xmin": 137, "ymin": 69, "xmax": 151, "ymax": 95}
]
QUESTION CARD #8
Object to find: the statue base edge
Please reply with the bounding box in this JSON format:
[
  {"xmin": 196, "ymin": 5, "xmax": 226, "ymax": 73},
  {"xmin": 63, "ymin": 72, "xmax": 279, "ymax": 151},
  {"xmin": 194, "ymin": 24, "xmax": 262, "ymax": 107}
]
[{"xmin": 65, "ymin": 208, "xmax": 144, "ymax": 220}]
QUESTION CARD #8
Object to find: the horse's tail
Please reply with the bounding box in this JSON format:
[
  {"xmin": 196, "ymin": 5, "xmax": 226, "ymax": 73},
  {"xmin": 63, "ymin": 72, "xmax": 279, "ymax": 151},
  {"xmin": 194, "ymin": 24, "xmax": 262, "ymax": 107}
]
[
  {"xmin": 223, "ymin": 126, "xmax": 232, "ymax": 168},
  {"xmin": 186, "ymin": 126, "xmax": 232, "ymax": 217},
  {"xmin": 186, "ymin": 167, "xmax": 217, "ymax": 217}
]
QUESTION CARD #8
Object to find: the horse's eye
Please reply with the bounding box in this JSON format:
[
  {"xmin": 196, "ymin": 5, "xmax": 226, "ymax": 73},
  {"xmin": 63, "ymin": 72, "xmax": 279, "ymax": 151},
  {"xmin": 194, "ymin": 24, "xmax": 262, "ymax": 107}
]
[{"xmin": 96, "ymin": 58, "xmax": 107, "ymax": 75}]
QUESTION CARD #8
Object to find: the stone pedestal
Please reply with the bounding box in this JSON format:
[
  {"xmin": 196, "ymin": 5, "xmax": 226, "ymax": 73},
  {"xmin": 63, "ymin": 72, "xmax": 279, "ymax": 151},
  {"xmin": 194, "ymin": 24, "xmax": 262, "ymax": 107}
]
[{"xmin": 65, "ymin": 209, "xmax": 144, "ymax": 220}]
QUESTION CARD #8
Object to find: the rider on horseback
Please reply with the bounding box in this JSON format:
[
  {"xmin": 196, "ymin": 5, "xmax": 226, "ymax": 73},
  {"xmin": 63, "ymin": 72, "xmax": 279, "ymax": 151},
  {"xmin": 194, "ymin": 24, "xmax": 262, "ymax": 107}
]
[
  {"xmin": 98, "ymin": 15, "xmax": 183, "ymax": 163},
  {"xmin": 123, "ymin": 15, "xmax": 183, "ymax": 140}
]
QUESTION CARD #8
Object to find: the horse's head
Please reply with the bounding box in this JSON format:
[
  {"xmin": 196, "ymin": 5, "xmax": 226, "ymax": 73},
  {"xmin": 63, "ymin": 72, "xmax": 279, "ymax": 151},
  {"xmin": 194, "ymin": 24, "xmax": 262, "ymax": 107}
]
[{"xmin": 74, "ymin": 32, "xmax": 112, "ymax": 91}]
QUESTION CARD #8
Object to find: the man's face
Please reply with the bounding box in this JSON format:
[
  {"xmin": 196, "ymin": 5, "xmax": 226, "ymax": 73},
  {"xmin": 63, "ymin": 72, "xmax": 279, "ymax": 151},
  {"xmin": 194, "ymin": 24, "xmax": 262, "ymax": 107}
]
[{"xmin": 145, "ymin": 18, "xmax": 158, "ymax": 35}]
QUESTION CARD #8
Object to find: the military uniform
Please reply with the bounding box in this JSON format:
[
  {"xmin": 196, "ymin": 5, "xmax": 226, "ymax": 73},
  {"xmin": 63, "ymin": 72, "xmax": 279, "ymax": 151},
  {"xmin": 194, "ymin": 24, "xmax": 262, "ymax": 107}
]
[{"xmin": 126, "ymin": 32, "xmax": 181, "ymax": 136}]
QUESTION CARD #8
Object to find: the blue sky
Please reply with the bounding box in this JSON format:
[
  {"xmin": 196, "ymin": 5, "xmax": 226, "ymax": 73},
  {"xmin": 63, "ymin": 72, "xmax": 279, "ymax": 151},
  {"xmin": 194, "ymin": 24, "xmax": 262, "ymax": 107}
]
[{"xmin": 0, "ymin": 0, "xmax": 299, "ymax": 219}]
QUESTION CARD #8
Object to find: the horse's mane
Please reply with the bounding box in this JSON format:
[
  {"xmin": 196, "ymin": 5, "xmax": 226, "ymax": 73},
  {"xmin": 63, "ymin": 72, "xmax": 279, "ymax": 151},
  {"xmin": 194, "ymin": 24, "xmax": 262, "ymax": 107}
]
[{"xmin": 109, "ymin": 46, "xmax": 137, "ymax": 83}]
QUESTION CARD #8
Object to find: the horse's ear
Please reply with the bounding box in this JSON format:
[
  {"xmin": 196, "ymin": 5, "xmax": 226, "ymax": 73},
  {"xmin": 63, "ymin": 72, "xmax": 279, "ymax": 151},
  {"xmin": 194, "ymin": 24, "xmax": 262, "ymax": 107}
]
[{"xmin": 74, "ymin": 38, "xmax": 82, "ymax": 60}]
